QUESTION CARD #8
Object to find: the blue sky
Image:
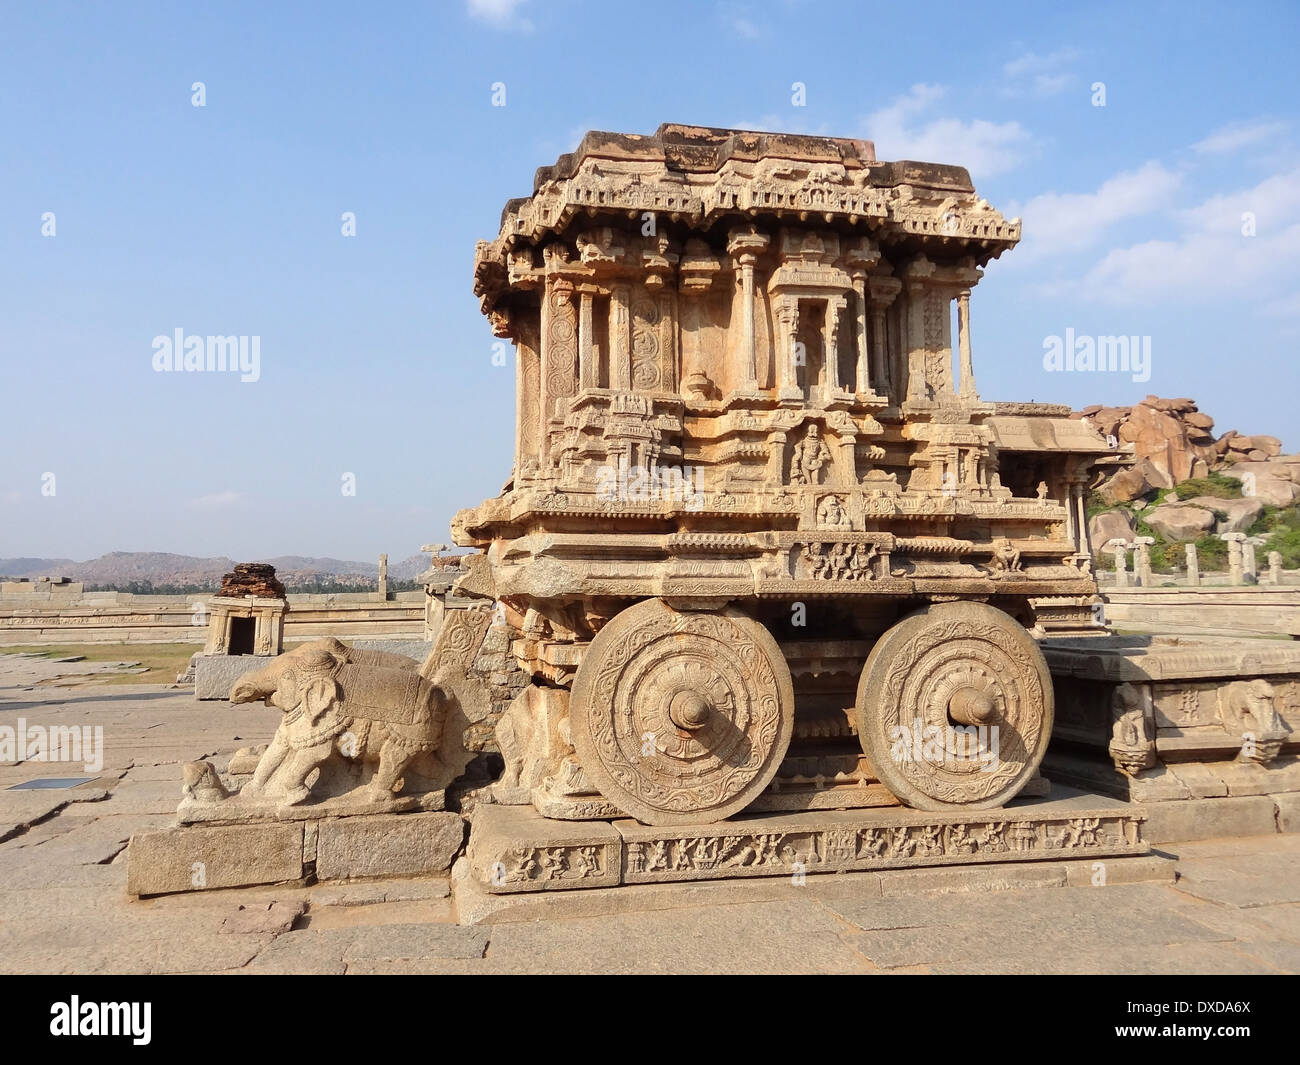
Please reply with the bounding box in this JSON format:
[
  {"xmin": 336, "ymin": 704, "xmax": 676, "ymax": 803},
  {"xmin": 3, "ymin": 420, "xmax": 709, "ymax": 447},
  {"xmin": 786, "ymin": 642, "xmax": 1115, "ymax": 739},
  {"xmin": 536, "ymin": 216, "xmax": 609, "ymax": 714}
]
[{"xmin": 2, "ymin": 0, "xmax": 1297, "ymax": 562}]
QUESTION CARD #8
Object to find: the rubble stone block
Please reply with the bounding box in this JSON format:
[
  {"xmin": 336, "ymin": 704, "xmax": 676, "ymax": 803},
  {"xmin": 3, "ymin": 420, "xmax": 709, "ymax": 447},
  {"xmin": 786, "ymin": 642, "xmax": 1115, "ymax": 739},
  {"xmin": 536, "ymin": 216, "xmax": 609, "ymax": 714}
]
[
  {"xmin": 127, "ymin": 823, "xmax": 304, "ymax": 896},
  {"xmin": 1138, "ymin": 796, "xmax": 1277, "ymax": 844},
  {"xmin": 315, "ymin": 812, "xmax": 465, "ymax": 881}
]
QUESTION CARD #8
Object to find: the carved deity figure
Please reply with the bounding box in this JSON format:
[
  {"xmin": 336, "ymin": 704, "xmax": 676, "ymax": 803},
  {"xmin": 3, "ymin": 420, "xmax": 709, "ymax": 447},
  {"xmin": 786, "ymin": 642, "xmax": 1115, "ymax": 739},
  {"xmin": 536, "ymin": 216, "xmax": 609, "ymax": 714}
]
[
  {"xmin": 817, "ymin": 494, "xmax": 849, "ymax": 528},
  {"xmin": 828, "ymin": 541, "xmax": 853, "ymax": 580},
  {"xmin": 989, "ymin": 537, "xmax": 1022, "ymax": 576},
  {"xmin": 849, "ymin": 543, "xmax": 877, "ymax": 581},
  {"xmin": 789, "ymin": 424, "xmax": 832, "ymax": 485}
]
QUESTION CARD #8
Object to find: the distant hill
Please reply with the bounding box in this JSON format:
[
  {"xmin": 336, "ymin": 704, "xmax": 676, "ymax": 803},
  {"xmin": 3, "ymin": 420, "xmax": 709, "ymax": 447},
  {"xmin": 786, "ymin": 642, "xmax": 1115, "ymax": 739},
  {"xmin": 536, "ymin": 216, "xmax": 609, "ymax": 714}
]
[{"xmin": 0, "ymin": 551, "xmax": 433, "ymax": 590}]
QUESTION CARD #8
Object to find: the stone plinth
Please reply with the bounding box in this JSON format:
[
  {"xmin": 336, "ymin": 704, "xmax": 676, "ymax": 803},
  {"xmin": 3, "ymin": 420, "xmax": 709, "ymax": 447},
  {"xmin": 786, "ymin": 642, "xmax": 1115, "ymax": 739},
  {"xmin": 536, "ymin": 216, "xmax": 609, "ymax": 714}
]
[
  {"xmin": 465, "ymin": 800, "xmax": 1146, "ymax": 894},
  {"xmin": 1043, "ymin": 635, "xmax": 1300, "ymax": 803},
  {"xmin": 127, "ymin": 810, "xmax": 464, "ymax": 897}
]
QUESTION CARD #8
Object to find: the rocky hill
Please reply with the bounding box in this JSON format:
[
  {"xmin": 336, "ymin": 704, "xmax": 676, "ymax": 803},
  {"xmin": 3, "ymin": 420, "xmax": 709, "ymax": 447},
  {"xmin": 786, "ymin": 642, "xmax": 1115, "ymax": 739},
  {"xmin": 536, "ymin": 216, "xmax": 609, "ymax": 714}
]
[
  {"xmin": 1077, "ymin": 396, "xmax": 1299, "ymax": 573},
  {"xmin": 0, "ymin": 551, "xmax": 432, "ymax": 589}
]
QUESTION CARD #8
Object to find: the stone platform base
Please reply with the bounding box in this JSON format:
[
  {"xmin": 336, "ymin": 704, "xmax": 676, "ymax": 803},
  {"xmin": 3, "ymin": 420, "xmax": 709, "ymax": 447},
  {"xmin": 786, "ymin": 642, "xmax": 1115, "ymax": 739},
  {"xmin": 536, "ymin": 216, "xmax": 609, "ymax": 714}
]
[
  {"xmin": 126, "ymin": 811, "xmax": 464, "ymax": 897},
  {"xmin": 194, "ymin": 653, "xmax": 267, "ymax": 700},
  {"xmin": 1045, "ymin": 749, "xmax": 1300, "ymax": 803},
  {"xmin": 451, "ymin": 851, "xmax": 1175, "ymax": 925},
  {"xmin": 465, "ymin": 796, "xmax": 1148, "ymax": 896},
  {"xmin": 177, "ymin": 788, "xmax": 445, "ymax": 825}
]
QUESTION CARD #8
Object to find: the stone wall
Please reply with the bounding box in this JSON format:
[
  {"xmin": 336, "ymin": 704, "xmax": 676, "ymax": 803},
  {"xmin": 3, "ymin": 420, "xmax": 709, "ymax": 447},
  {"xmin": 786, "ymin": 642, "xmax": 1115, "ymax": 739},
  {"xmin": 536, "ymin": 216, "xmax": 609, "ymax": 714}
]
[
  {"xmin": 0, "ymin": 591, "xmax": 428, "ymax": 646},
  {"xmin": 1098, "ymin": 585, "xmax": 1300, "ymax": 639}
]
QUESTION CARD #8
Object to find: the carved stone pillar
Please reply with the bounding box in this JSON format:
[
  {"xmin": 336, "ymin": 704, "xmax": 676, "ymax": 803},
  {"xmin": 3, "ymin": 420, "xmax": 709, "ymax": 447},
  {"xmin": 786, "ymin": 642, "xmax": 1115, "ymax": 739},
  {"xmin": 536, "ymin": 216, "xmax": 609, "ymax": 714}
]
[
  {"xmin": 1222, "ymin": 532, "xmax": 1245, "ymax": 585},
  {"xmin": 823, "ymin": 296, "xmax": 847, "ymax": 397},
  {"xmin": 727, "ymin": 226, "xmax": 768, "ymax": 396},
  {"xmin": 1063, "ymin": 483, "xmax": 1078, "ymax": 552},
  {"xmin": 578, "ymin": 288, "xmax": 596, "ymax": 391},
  {"xmin": 610, "ymin": 283, "xmax": 631, "ymax": 390},
  {"xmin": 833, "ymin": 428, "xmax": 856, "ymax": 487},
  {"xmin": 1243, "ymin": 541, "xmax": 1258, "ymax": 584},
  {"xmin": 904, "ymin": 282, "xmax": 928, "ymax": 403},
  {"xmin": 869, "ymin": 276, "xmax": 900, "ymax": 400},
  {"xmin": 957, "ymin": 288, "xmax": 978, "ymax": 399},
  {"xmin": 1133, "ymin": 537, "xmax": 1154, "ymax": 587},
  {"xmin": 539, "ymin": 278, "xmax": 577, "ymax": 463},
  {"xmin": 1185, "ymin": 542, "xmax": 1201, "ymax": 586},
  {"xmin": 851, "ymin": 274, "xmax": 871, "ymax": 394},
  {"xmin": 776, "ymin": 296, "xmax": 802, "ymax": 403},
  {"xmin": 1106, "ymin": 539, "xmax": 1128, "ymax": 587}
]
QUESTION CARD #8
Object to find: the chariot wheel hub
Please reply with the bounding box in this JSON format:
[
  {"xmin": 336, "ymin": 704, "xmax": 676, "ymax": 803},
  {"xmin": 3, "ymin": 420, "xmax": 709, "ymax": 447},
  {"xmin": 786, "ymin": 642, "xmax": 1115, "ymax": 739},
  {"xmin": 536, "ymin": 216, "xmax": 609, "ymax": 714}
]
[
  {"xmin": 669, "ymin": 691, "xmax": 713, "ymax": 731},
  {"xmin": 948, "ymin": 686, "xmax": 996, "ymax": 726}
]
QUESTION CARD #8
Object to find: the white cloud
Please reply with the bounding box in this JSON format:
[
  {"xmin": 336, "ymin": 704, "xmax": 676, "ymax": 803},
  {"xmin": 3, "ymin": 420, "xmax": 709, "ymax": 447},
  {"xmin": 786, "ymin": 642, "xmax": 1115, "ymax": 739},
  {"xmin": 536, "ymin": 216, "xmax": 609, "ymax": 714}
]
[
  {"xmin": 718, "ymin": 2, "xmax": 761, "ymax": 39},
  {"xmin": 863, "ymin": 84, "xmax": 1031, "ymax": 178},
  {"xmin": 467, "ymin": 0, "xmax": 532, "ymax": 30},
  {"xmin": 1070, "ymin": 166, "xmax": 1300, "ymax": 305},
  {"xmin": 1192, "ymin": 119, "xmax": 1289, "ymax": 156},
  {"xmin": 1178, "ymin": 166, "xmax": 1300, "ymax": 235},
  {"xmin": 190, "ymin": 491, "xmax": 245, "ymax": 509},
  {"xmin": 1007, "ymin": 161, "xmax": 1183, "ymax": 259},
  {"xmin": 1001, "ymin": 48, "xmax": 1079, "ymax": 97}
]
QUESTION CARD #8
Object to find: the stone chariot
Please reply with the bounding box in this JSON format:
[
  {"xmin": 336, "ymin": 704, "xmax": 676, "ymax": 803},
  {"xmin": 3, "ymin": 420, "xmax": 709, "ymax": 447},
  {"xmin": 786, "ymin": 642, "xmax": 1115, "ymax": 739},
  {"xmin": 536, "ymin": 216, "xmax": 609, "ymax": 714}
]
[{"xmin": 455, "ymin": 124, "xmax": 1117, "ymax": 829}]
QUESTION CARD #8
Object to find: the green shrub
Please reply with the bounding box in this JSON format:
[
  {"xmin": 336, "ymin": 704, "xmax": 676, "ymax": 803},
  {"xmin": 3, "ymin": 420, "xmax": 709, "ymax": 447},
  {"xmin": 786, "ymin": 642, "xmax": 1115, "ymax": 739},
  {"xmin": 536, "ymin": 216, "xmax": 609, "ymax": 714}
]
[
  {"xmin": 1193, "ymin": 534, "xmax": 1229, "ymax": 571},
  {"xmin": 1263, "ymin": 525, "xmax": 1300, "ymax": 569},
  {"xmin": 1173, "ymin": 471, "xmax": 1244, "ymax": 500}
]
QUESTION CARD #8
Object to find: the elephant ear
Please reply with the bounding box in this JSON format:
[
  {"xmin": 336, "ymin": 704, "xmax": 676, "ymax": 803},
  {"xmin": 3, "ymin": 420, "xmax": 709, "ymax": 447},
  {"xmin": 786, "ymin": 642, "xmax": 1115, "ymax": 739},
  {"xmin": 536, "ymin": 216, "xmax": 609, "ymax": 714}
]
[{"xmin": 301, "ymin": 677, "xmax": 340, "ymax": 726}]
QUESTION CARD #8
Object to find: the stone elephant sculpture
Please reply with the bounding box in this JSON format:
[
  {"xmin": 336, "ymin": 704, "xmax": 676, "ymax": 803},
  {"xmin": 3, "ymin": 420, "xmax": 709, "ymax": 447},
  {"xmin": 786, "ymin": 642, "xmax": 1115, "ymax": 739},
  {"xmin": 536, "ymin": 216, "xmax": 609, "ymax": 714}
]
[
  {"xmin": 1219, "ymin": 679, "xmax": 1290, "ymax": 764},
  {"xmin": 229, "ymin": 641, "xmax": 450, "ymax": 805}
]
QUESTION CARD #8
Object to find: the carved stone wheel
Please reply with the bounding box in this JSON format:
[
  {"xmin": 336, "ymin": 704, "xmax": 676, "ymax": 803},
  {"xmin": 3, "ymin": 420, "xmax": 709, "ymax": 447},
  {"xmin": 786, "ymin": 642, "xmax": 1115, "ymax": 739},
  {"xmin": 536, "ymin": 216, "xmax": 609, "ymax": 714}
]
[
  {"xmin": 855, "ymin": 602, "xmax": 1053, "ymax": 811},
  {"xmin": 570, "ymin": 599, "xmax": 794, "ymax": 825}
]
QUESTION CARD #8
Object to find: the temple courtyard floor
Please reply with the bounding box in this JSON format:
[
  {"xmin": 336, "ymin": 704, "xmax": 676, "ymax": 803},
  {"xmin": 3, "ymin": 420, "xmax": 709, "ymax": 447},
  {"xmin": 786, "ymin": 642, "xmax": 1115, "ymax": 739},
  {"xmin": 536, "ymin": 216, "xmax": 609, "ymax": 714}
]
[{"xmin": 1, "ymin": 654, "xmax": 1298, "ymax": 975}]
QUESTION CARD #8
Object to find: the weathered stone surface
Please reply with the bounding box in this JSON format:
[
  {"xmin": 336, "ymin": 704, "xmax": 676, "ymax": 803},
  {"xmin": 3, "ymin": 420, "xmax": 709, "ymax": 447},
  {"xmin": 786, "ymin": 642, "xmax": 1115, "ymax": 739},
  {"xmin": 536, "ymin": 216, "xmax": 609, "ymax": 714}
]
[
  {"xmin": 1139, "ymin": 796, "xmax": 1278, "ymax": 843},
  {"xmin": 217, "ymin": 563, "xmax": 286, "ymax": 599},
  {"xmin": 1099, "ymin": 457, "xmax": 1168, "ymax": 503},
  {"xmin": 1145, "ymin": 503, "xmax": 1215, "ymax": 541},
  {"xmin": 466, "ymin": 799, "xmax": 1146, "ymax": 894},
  {"xmin": 467, "ymin": 804, "xmax": 621, "ymax": 892},
  {"xmin": 341, "ymin": 923, "xmax": 488, "ymax": 962},
  {"xmin": 1276, "ymin": 793, "xmax": 1300, "ymax": 833},
  {"xmin": 315, "ymin": 811, "xmax": 464, "ymax": 880},
  {"xmin": 1250, "ymin": 475, "xmax": 1300, "ymax": 507},
  {"xmin": 194, "ymin": 653, "xmax": 265, "ymax": 700},
  {"xmin": 219, "ymin": 899, "xmax": 304, "ymax": 934},
  {"xmin": 1089, "ymin": 509, "xmax": 1135, "ymax": 549},
  {"xmin": 126, "ymin": 822, "xmax": 304, "ymax": 896},
  {"xmin": 1181, "ymin": 495, "xmax": 1263, "ymax": 534}
]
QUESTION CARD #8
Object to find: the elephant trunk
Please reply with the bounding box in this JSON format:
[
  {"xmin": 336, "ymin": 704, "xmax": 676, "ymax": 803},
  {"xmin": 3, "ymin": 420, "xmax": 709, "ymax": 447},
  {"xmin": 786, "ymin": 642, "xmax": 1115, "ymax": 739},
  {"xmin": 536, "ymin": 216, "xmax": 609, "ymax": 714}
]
[{"xmin": 230, "ymin": 670, "xmax": 276, "ymax": 705}]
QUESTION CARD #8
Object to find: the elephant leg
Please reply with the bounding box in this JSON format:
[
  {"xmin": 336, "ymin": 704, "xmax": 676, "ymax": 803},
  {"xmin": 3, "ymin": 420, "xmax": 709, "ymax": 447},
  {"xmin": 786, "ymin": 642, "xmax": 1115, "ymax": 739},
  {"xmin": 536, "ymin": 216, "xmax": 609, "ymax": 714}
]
[
  {"xmin": 367, "ymin": 744, "xmax": 418, "ymax": 802},
  {"xmin": 280, "ymin": 740, "xmax": 334, "ymax": 805},
  {"xmin": 242, "ymin": 729, "xmax": 291, "ymax": 799}
]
